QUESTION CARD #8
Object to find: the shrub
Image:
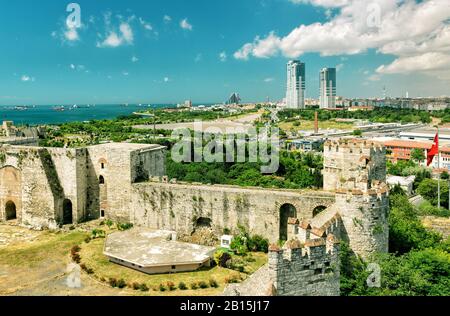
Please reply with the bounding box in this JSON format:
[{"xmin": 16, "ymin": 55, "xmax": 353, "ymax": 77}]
[
  {"xmin": 139, "ymin": 283, "xmax": 149, "ymax": 292},
  {"xmin": 105, "ymin": 219, "xmax": 114, "ymax": 228},
  {"xmin": 209, "ymin": 279, "xmax": 219, "ymax": 288},
  {"xmin": 84, "ymin": 237, "xmax": 92, "ymax": 244},
  {"xmin": 117, "ymin": 279, "xmax": 127, "ymax": 289},
  {"xmin": 214, "ymin": 250, "xmax": 232, "ymax": 268},
  {"xmin": 178, "ymin": 282, "xmax": 188, "ymax": 290},
  {"xmin": 159, "ymin": 284, "xmax": 166, "ymax": 292},
  {"xmin": 71, "ymin": 253, "xmax": 81, "ymax": 264},
  {"xmin": 117, "ymin": 223, "xmax": 134, "ymax": 231},
  {"xmin": 198, "ymin": 281, "xmax": 209, "ymax": 289},
  {"xmin": 190, "ymin": 282, "xmax": 198, "ymax": 290},
  {"xmin": 248, "ymin": 235, "xmax": 269, "ymax": 253},
  {"xmin": 80, "ymin": 264, "xmax": 94, "ymax": 274},
  {"xmin": 108, "ymin": 278, "xmax": 118, "ymax": 287},
  {"xmin": 70, "ymin": 245, "xmax": 81, "ymax": 255},
  {"xmin": 224, "ymin": 275, "xmax": 240, "ymax": 284},
  {"xmin": 91, "ymin": 229, "xmax": 106, "ymax": 239},
  {"xmin": 132, "ymin": 282, "xmax": 140, "ymax": 290},
  {"xmin": 167, "ymin": 281, "xmax": 176, "ymax": 291}
]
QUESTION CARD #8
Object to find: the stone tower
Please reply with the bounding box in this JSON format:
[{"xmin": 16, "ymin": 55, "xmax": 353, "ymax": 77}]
[{"xmin": 323, "ymin": 139, "xmax": 389, "ymax": 258}]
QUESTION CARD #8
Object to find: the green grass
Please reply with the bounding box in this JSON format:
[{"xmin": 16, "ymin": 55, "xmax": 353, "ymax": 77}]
[
  {"xmin": 0, "ymin": 231, "xmax": 88, "ymax": 268},
  {"xmin": 79, "ymin": 238, "xmax": 267, "ymax": 296},
  {"xmin": 279, "ymin": 120, "xmax": 354, "ymax": 132}
]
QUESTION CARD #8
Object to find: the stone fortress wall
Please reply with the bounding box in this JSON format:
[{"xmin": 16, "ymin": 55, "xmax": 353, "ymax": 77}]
[{"xmin": 0, "ymin": 138, "xmax": 390, "ymax": 296}]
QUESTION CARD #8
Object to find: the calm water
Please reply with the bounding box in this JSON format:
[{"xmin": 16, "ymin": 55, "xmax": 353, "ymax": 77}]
[{"xmin": 0, "ymin": 104, "xmax": 177, "ymax": 125}]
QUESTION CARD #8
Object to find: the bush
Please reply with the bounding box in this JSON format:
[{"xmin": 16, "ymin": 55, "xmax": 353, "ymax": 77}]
[
  {"xmin": 108, "ymin": 278, "xmax": 118, "ymax": 287},
  {"xmin": 117, "ymin": 223, "xmax": 134, "ymax": 231},
  {"xmin": 224, "ymin": 274, "xmax": 241, "ymax": 284},
  {"xmin": 80, "ymin": 264, "xmax": 94, "ymax": 274},
  {"xmin": 248, "ymin": 235, "xmax": 269, "ymax": 253},
  {"xmin": 117, "ymin": 279, "xmax": 127, "ymax": 289},
  {"xmin": 159, "ymin": 284, "xmax": 166, "ymax": 292},
  {"xmin": 84, "ymin": 237, "xmax": 92, "ymax": 244},
  {"xmin": 71, "ymin": 253, "xmax": 81, "ymax": 264},
  {"xmin": 131, "ymin": 282, "xmax": 140, "ymax": 290},
  {"xmin": 70, "ymin": 245, "xmax": 81, "ymax": 255},
  {"xmin": 209, "ymin": 279, "xmax": 219, "ymax": 288},
  {"xmin": 178, "ymin": 282, "xmax": 188, "ymax": 290},
  {"xmin": 105, "ymin": 219, "xmax": 114, "ymax": 228},
  {"xmin": 190, "ymin": 282, "xmax": 198, "ymax": 290},
  {"xmin": 167, "ymin": 281, "xmax": 176, "ymax": 291},
  {"xmin": 139, "ymin": 283, "xmax": 149, "ymax": 292},
  {"xmin": 198, "ymin": 281, "xmax": 209, "ymax": 289},
  {"xmin": 91, "ymin": 229, "xmax": 106, "ymax": 239},
  {"xmin": 214, "ymin": 250, "xmax": 232, "ymax": 268}
]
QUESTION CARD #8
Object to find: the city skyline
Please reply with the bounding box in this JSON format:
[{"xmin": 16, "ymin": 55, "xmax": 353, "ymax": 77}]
[{"xmin": 1, "ymin": 0, "xmax": 450, "ymax": 105}]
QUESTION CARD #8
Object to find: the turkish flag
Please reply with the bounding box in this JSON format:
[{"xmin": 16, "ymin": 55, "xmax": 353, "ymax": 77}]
[{"xmin": 427, "ymin": 133, "xmax": 439, "ymax": 166}]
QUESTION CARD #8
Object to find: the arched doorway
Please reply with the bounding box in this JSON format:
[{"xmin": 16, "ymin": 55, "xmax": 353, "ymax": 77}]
[
  {"xmin": 280, "ymin": 203, "xmax": 297, "ymax": 241},
  {"xmin": 313, "ymin": 206, "xmax": 327, "ymax": 217},
  {"xmin": 5, "ymin": 201, "xmax": 17, "ymax": 221},
  {"xmin": 63, "ymin": 199, "xmax": 73, "ymax": 225}
]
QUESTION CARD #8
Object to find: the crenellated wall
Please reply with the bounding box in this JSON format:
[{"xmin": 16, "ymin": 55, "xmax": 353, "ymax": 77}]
[{"xmin": 268, "ymin": 238, "xmax": 340, "ymax": 296}]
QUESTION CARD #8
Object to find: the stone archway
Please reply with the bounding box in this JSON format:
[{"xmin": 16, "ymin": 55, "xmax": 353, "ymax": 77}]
[
  {"xmin": 63, "ymin": 199, "xmax": 73, "ymax": 225},
  {"xmin": 313, "ymin": 205, "xmax": 328, "ymax": 217},
  {"xmin": 280, "ymin": 203, "xmax": 297, "ymax": 241},
  {"xmin": 5, "ymin": 201, "xmax": 17, "ymax": 220}
]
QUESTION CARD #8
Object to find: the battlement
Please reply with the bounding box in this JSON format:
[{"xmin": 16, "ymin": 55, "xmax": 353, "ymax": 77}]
[
  {"xmin": 325, "ymin": 139, "xmax": 385, "ymax": 153},
  {"xmin": 268, "ymin": 236, "xmax": 340, "ymax": 296}
]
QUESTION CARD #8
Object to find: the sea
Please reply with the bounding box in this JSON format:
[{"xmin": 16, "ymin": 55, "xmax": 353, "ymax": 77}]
[{"xmin": 0, "ymin": 104, "xmax": 189, "ymax": 126}]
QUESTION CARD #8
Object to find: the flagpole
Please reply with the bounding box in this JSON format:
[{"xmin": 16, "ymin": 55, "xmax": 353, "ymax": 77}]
[{"xmin": 438, "ymin": 126, "xmax": 441, "ymax": 210}]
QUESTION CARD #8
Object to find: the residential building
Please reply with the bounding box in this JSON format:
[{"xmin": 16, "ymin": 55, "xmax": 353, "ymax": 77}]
[
  {"xmin": 286, "ymin": 60, "xmax": 306, "ymax": 109},
  {"xmin": 319, "ymin": 68, "xmax": 336, "ymax": 109}
]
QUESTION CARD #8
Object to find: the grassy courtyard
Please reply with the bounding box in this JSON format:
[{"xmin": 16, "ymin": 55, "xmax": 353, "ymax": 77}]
[
  {"xmin": 0, "ymin": 224, "xmax": 267, "ymax": 296},
  {"xmin": 78, "ymin": 237, "xmax": 267, "ymax": 296}
]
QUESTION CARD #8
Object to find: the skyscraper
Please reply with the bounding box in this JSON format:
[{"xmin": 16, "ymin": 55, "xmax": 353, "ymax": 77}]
[
  {"xmin": 286, "ymin": 60, "xmax": 306, "ymax": 109},
  {"xmin": 320, "ymin": 68, "xmax": 337, "ymax": 109}
]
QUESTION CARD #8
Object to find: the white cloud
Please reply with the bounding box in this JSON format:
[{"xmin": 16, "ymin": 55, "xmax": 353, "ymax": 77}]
[
  {"xmin": 131, "ymin": 56, "xmax": 139, "ymax": 63},
  {"xmin": 219, "ymin": 51, "xmax": 227, "ymax": 62},
  {"xmin": 98, "ymin": 22, "xmax": 134, "ymax": 48},
  {"xmin": 195, "ymin": 53, "xmax": 202, "ymax": 63},
  {"xmin": 289, "ymin": 0, "xmax": 350, "ymax": 8},
  {"xmin": 264, "ymin": 77, "xmax": 275, "ymax": 82},
  {"xmin": 139, "ymin": 17, "xmax": 153, "ymax": 31},
  {"xmin": 180, "ymin": 18, "xmax": 193, "ymax": 31},
  {"xmin": 235, "ymin": 0, "xmax": 450, "ymax": 77},
  {"xmin": 377, "ymin": 52, "xmax": 450, "ymax": 74},
  {"xmin": 336, "ymin": 63, "xmax": 344, "ymax": 72},
  {"xmin": 164, "ymin": 15, "xmax": 172, "ymax": 23},
  {"xmin": 123, "ymin": 71, "xmax": 129, "ymax": 76},
  {"xmin": 164, "ymin": 77, "xmax": 170, "ymax": 82},
  {"xmin": 119, "ymin": 23, "xmax": 134, "ymax": 43},
  {"xmin": 21, "ymin": 75, "xmax": 35, "ymax": 82}
]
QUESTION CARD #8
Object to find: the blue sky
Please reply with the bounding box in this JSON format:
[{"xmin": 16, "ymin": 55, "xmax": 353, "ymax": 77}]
[{"xmin": 1, "ymin": 0, "xmax": 449, "ymax": 105}]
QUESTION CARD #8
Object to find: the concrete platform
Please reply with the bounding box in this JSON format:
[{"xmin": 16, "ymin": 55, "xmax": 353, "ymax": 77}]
[{"xmin": 104, "ymin": 228, "xmax": 216, "ymax": 274}]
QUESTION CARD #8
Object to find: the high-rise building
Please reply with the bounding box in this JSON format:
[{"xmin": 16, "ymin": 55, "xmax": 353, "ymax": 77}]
[
  {"xmin": 286, "ymin": 60, "xmax": 306, "ymax": 109},
  {"xmin": 320, "ymin": 68, "xmax": 337, "ymax": 109}
]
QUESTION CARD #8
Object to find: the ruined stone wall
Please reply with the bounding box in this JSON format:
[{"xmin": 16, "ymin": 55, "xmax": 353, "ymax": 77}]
[
  {"xmin": 268, "ymin": 241, "xmax": 340, "ymax": 296},
  {"xmin": 335, "ymin": 188, "xmax": 389, "ymax": 257},
  {"xmin": 130, "ymin": 181, "xmax": 335, "ymax": 243},
  {"xmin": 86, "ymin": 144, "xmax": 166, "ymax": 221},
  {"xmin": 0, "ymin": 145, "xmax": 87, "ymax": 229}
]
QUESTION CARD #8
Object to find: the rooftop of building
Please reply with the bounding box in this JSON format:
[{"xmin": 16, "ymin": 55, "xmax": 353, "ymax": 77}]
[
  {"xmin": 104, "ymin": 228, "xmax": 216, "ymax": 267},
  {"xmin": 383, "ymin": 139, "xmax": 432, "ymax": 149}
]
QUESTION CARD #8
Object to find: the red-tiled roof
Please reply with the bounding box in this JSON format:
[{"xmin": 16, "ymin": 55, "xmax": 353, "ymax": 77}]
[{"xmin": 384, "ymin": 140, "xmax": 432, "ymax": 149}]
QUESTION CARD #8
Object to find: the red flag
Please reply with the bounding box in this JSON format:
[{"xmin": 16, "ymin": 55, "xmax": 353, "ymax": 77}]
[{"xmin": 427, "ymin": 133, "xmax": 439, "ymax": 166}]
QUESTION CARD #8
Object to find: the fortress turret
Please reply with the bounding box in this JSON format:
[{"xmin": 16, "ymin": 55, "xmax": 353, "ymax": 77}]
[{"xmin": 323, "ymin": 139, "xmax": 389, "ymax": 258}]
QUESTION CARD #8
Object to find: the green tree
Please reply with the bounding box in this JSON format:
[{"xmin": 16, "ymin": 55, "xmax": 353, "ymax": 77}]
[
  {"xmin": 417, "ymin": 178, "xmax": 449, "ymax": 208},
  {"xmin": 411, "ymin": 148, "xmax": 426, "ymax": 163}
]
